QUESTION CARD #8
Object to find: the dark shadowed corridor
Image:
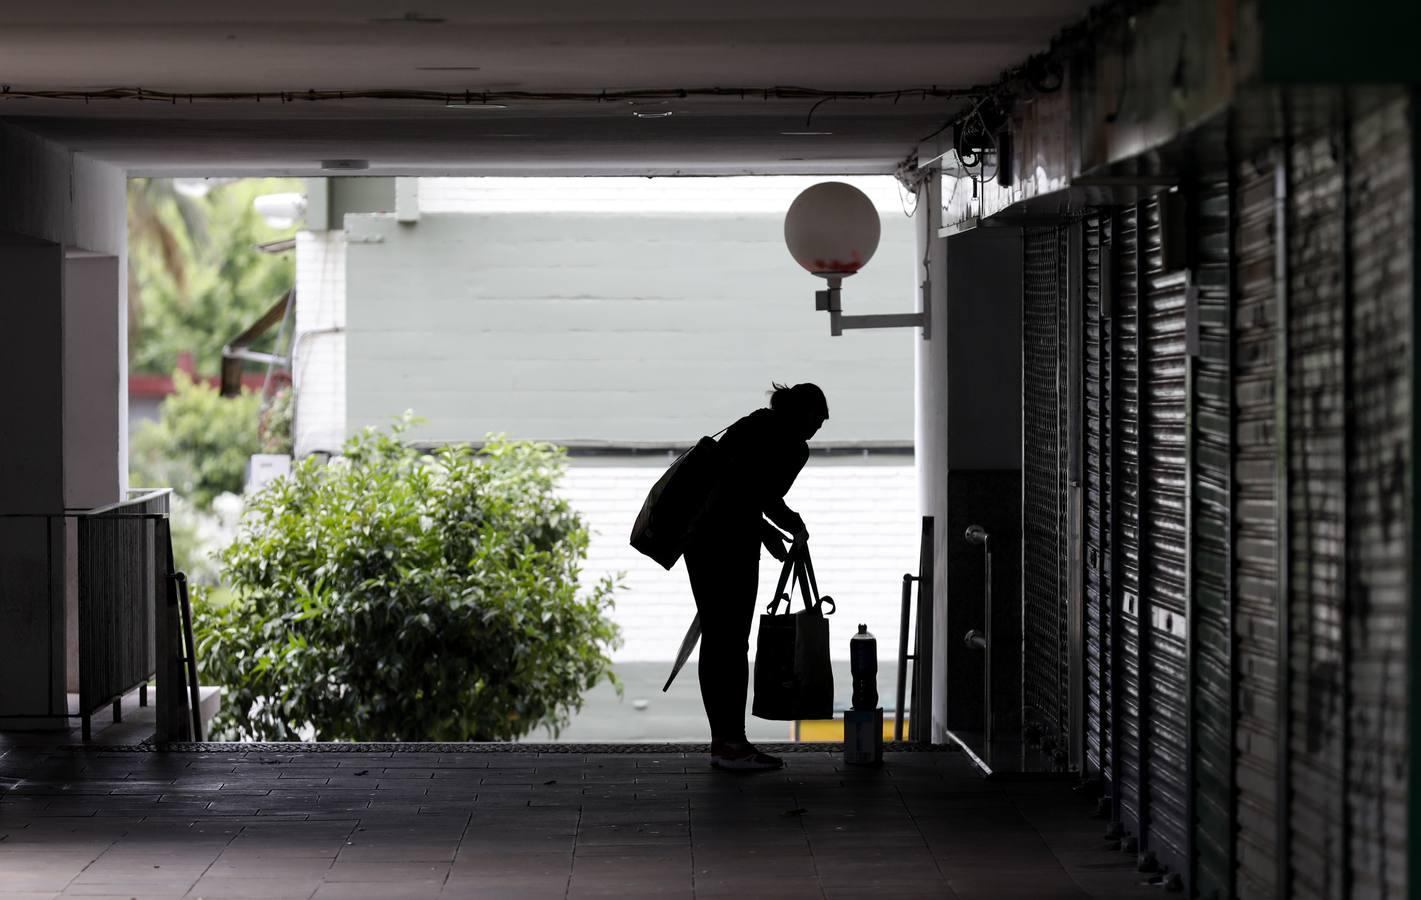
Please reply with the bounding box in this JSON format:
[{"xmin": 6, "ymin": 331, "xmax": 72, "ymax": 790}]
[{"xmin": 0, "ymin": 738, "xmax": 1162, "ymax": 900}]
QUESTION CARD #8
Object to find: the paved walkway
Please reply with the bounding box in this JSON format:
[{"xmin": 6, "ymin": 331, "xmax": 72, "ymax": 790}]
[{"xmin": 0, "ymin": 737, "xmax": 1165, "ymax": 900}]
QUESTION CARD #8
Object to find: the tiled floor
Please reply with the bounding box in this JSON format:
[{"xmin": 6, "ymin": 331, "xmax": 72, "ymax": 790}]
[{"xmin": 0, "ymin": 737, "xmax": 1165, "ymax": 900}]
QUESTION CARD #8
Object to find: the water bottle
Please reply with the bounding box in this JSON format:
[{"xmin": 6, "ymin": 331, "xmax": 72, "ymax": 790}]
[{"xmin": 850, "ymin": 624, "xmax": 878, "ymax": 711}]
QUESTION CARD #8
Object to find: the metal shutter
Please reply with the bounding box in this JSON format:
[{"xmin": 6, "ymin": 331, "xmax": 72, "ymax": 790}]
[
  {"xmin": 1140, "ymin": 196, "xmax": 1191, "ymax": 878},
  {"xmin": 1113, "ymin": 205, "xmax": 1144, "ymax": 838},
  {"xmin": 1344, "ymin": 96, "xmax": 1410, "ymax": 900},
  {"xmin": 1190, "ymin": 178, "xmax": 1234, "ymax": 900},
  {"xmin": 1022, "ymin": 225, "xmax": 1070, "ymax": 756},
  {"xmin": 1232, "ymin": 153, "xmax": 1283, "ymax": 900},
  {"xmin": 1084, "ymin": 213, "xmax": 1114, "ymax": 790},
  {"xmin": 1286, "ymin": 129, "xmax": 1347, "ymax": 900}
]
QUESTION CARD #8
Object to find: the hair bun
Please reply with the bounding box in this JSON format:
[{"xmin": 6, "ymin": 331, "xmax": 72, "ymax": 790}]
[
  {"xmin": 769, "ymin": 382, "xmax": 793, "ymax": 410},
  {"xmin": 768, "ymin": 382, "xmax": 828, "ymax": 419}
]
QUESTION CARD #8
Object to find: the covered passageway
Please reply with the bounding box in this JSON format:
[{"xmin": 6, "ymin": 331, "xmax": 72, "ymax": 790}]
[{"xmin": 0, "ymin": 1, "xmax": 1416, "ymax": 897}]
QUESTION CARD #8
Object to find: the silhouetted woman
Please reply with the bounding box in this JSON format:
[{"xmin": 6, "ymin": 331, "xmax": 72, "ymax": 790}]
[{"xmin": 686, "ymin": 382, "xmax": 828, "ymax": 770}]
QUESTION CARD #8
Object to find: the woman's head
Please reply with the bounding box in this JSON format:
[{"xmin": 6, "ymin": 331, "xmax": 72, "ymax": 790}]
[{"xmin": 770, "ymin": 382, "xmax": 829, "ymax": 440}]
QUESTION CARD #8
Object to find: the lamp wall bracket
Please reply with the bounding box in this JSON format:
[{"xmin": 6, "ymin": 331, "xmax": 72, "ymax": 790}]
[{"xmin": 814, "ymin": 276, "xmax": 930, "ymax": 339}]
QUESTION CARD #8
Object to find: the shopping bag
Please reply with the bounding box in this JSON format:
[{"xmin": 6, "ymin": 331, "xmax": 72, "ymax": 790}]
[
  {"xmin": 629, "ymin": 431, "xmax": 725, "ymax": 570},
  {"xmin": 752, "ymin": 545, "xmax": 836, "ymax": 721}
]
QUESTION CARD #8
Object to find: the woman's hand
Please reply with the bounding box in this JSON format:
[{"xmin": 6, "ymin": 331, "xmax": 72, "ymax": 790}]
[
  {"xmin": 791, "ymin": 527, "xmax": 810, "ymax": 549},
  {"xmin": 762, "ymin": 530, "xmax": 789, "ymax": 561}
]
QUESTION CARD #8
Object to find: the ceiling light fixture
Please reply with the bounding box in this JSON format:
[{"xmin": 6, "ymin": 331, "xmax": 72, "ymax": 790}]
[{"xmin": 633, "ymin": 110, "xmax": 674, "ymax": 119}]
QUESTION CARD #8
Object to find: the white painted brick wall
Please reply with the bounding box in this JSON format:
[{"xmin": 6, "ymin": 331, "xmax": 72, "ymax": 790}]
[
  {"xmin": 344, "ymin": 202, "xmax": 918, "ymax": 446},
  {"xmin": 560, "ymin": 456, "xmax": 920, "ymax": 662},
  {"xmin": 293, "ymin": 230, "xmax": 347, "ymax": 457}
]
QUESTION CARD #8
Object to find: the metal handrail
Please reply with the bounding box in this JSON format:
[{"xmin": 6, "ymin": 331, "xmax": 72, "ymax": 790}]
[
  {"xmin": 894, "ymin": 573, "xmax": 917, "ymax": 741},
  {"xmin": 964, "ymin": 525, "xmax": 992, "ymax": 741},
  {"xmin": 71, "ymin": 487, "xmax": 174, "ymax": 518},
  {"xmin": 893, "ymin": 516, "xmax": 935, "ymax": 743}
]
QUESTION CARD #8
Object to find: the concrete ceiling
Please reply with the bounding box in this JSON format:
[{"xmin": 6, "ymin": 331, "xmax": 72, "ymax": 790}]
[{"xmin": 0, "ymin": 1, "xmax": 1097, "ymax": 175}]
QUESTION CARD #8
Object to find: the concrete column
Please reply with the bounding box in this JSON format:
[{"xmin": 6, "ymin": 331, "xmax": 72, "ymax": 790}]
[
  {"xmin": 914, "ymin": 173, "xmax": 950, "ymax": 742},
  {"xmin": 0, "ymin": 125, "xmax": 127, "ymax": 727},
  {"xmin": 0, "ymin": 236, "xmax": 68, "ymax": 725},
  {"xmin": 62, "ymin": 253, "xmax": 123, "ymax": 695},
  {"xmin": 0, "ymin": 242, "xmax": 124, "ymax": 724},
  {"xmin": 63, "ymin": 253, "xmax": 123, "ymax": 509}
]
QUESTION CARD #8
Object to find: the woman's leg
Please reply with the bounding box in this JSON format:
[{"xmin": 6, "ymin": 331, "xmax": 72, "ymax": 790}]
[{"xmin": 685, "ymin": 537, "xmax": 759, "ymax": 744}]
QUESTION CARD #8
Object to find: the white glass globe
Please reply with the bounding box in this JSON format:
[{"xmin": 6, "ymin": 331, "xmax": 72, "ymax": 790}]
[{"xmin": 784, "ymin": 182, "xmax": 881, "ymax": 278}]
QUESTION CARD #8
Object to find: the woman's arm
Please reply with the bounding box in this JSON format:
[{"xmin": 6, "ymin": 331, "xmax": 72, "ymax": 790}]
[
  {"xmin": 759, "ymin": 519, "xmax": 790, "ymax": 560},
  {"xmin": 761, "ymin": 443, "xmax": 810, "ymax": 536},
  {"xmin": 763, "ymin": 497, "xmax": 805, "ymax": 536}
]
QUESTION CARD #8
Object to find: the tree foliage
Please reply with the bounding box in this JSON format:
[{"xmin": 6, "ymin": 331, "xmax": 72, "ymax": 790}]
[
  {"xmin": 129, "ymin": 374, "xmax": 266, "ymax": 509},
  {"xmin": 193, "ymin": 417, "xmax": 621, "ymax": 742},
  {"xmin": 128, "ymin": 178, "xmax": 301, "ymax": 375}
]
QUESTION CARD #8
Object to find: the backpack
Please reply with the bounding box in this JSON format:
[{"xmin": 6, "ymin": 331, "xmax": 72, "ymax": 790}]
[{"xmin": 628, "ymin": 428, "xmax": 727, "ymax": 570}]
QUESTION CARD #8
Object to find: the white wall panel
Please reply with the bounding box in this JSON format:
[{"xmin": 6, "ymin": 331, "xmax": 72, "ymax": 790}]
[
  {"xmin": 293, "ymin": 230, "xmax": 347, "ymax": 456},
  {"xmin": 344, "ymin": 197, "xmax": 917, "ymax": 446}
]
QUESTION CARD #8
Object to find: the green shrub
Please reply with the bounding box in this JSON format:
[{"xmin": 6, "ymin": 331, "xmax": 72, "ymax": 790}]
[
  {"xmin": 130, "ymin": 374, "xmax": 264, "ymax": 509},
  {"xmin": 130, "ymin": 374, "xmax": 293, "ymax": 512},
  {"xmin": 193, "ymin": 416, "xmax": 621, "ymax": 742}
]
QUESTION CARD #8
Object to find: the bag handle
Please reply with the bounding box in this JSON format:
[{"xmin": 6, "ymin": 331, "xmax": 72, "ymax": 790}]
[
  {"xmin": 796, "ymin": 544, "xmax": 835, "ymax": 616},
  {"xmin": 765, "ymin": 543, "xmax": 835, "ymax": 616},
  {"xmin": 769, "ymin": 549, "xmax": 800, "ymax": 613}
]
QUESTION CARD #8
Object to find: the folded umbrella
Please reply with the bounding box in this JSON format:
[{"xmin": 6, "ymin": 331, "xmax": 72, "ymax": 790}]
[{"xmin": 662, "ymin": 613, "xmax": 702, "ymax": 692}]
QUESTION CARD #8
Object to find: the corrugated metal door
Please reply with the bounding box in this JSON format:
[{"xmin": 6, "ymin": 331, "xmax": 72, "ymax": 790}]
[
  {"xmin": 1344, "ymin": 96, "xmax": 1410, "ymax": 900},
  {"xmin": 1231, "ymin": 153, "xmax": 1283, "ymax": 900},
  {"xmin": 1226, "ymin": 95, "xmax": 1412, "ymax": 900},
  {"xmin": 1190, "ymin": 179, "xmax": 1234, "ymax": 900},
  {"xmin": 1004, "ymin": 93, "xmax": 1412, "ymax": 900},
  {"xmin": 1113, "ymin": 205, "xmax": 1144, "ymax": 840},
  {"xmin": 1286, "ymin": 129, "xmax": 1347, "ymax": 900},
  {"xmin": 1022, "ymin": 225, "xmax": 1070, "ymax": 756},
  {"xmin": 1083, "ymin": 214, "xmax": 1114, "ymax": 791},
  {"xmin": 1140, "ymin": 196, "xmax": 1190, "ymax": 877}
]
